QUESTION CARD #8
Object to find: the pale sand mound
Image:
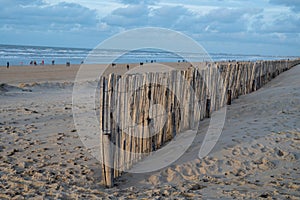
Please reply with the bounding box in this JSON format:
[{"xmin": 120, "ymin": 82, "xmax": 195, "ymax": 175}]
[{"xmin": 0, "ymin": 64, "xmax": 299, "ymax": 199}]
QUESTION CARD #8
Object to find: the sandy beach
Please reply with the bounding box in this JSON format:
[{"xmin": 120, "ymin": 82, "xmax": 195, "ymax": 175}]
[
  {"xmin": 0, "ymin": 62, "xmax": 193, "ymax": 84},
  {"xmin": 0, "ymin": 63, "xmax": 299, "ymax": 199}
]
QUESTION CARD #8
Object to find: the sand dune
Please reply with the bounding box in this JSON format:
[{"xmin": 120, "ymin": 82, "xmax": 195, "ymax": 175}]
[{"xmin": 0, "ymin": 64, "xmax": 299, "ymax": 199}]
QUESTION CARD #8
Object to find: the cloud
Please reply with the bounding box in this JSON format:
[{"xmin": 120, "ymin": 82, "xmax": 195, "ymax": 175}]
[
  {"xmin": 0, "ymin": 0, "xmax": 99, "ymax": 31},
  {"xmin": 102, "ymin": 4, "xmax": 201, "ymax": 32},
  {"xmin": 263, "ymin": 15, "xmax": 300, "ymax": 33},
  {"xmin": 194, "ymin": 8, "xmax": 263, "ymax": 33},
  {"xmin": 119, "ymin": 0, "xmax": 158, "ymax": 5},
  {"xmin": 269, "ymin": 0, "xmax": 300, "ymax": 12},
  {"xmin": 0, "ymin": 0, "xmax": 109, "ymax": 47},
  {"xmin": 249, "ymin": 9, "xmax": 300, "ymax": 34},
  {"xmin": 102, "ymin": 4, "xmax": 150, "ymax": 27},
  {"xmin": 0, "ymin": 0, "xmax": 299, "ymax": 55},
  {"xmin": 201, "ymin": 8, "xmax": 262, "ymax": 23},
  {"xmin": 149, "ymin": 6, "xmax": 194, "ymax": 28},
  {"xmin": 101, "ymin": 4, "xmax": 264, "ymax": 34},
  {"xmin": 0, "ymin": 0, "xmax": 43, "ymax": 6}
]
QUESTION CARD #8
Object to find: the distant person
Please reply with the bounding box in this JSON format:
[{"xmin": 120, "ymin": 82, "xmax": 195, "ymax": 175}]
[
  {"xmin": 52, "ymin": 60, "xmax": 55, "ymax": 65},
  {"xmin": 66, "ymin": 61, "xmax": 70, "ymax": 67},
  {"xmin": 127, "ymin": 64, "xmax": 129, "ymax": 70},
  {"xmin": 34, "ymin": 61, "xmax": 37, "ymax": 66},
  {"xmin": 6, "ymin": 62, "xmax": 9, "ymax": 68},
  {"xmin": 41, "ymin": 60, "xmax": 44, "ymax": 65},
  {"xmin": 30, "ymin": 60, "xmax": 33, "ymax": 65}
]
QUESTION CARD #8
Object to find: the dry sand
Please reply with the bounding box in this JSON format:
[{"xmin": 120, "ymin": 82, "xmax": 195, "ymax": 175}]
[
  {"xmin": 0, "ymin": 62, "xmax": 192, "ymax": 84},
  {"xmin": 0, "ymin": 64, "xmax": 299, "ymax": 199}
]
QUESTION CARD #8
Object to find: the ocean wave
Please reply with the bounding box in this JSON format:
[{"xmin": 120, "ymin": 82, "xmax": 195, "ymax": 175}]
[{"xmin": 1, "ymin": 44, "xmax": 298, "ymax": 66}]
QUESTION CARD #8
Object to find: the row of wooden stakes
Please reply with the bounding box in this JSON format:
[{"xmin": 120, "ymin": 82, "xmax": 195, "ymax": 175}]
[{"xmin": 98, "ymin": 59, "xmax": 300, "ymax": 187}]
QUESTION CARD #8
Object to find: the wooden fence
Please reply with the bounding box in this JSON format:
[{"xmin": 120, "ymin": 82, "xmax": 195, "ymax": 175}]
[{"xmin": 99, "ymin": 59, "xmax": 300, "ymax": 187}]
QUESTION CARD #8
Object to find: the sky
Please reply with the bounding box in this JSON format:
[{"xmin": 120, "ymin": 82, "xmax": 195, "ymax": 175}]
[{"xmin": 0, "ymin": 0, "xmax": 299, "ymax": 56}]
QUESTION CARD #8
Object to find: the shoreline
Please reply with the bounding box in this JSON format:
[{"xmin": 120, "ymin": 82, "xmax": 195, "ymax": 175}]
[
  {"xmin": 2, "ymin": 57, "xmax": 299, "ymax": 67},
  {"xmin": 1, "ymin": 43, "xmax": 299, "ymax": 67}
]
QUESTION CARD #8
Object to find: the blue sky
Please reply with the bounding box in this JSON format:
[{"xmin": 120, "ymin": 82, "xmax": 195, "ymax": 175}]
[{"xmin": 0, "ymin": 0, "xmax": 299, "ymax": 56}]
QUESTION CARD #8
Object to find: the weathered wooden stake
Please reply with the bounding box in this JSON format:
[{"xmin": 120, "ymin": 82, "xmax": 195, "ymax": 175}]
[
  {"xmin": 206, "ymin": 98, "xmax": 211, "ymax": 118},
  {"xmin": 102, "ymin": 76, "xmax": 113, "ymax": 188},
  {"xmin": 227, "ymin": 89, "xmax": 232, "ymax": 105},
  {"xmin": 252, "ymin": 80, "xmax": 256, "ymax": 92}
]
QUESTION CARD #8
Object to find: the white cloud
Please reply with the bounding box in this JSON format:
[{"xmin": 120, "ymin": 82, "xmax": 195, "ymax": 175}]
[
  {"xmin": 149, "ymin": 5, "xmax": 193, "ymax": 28},
  {"xmin": 249, "ymin": 8, "xmax": 300, "ymax": 34},
  {"xmin": 43, "ymin": 0, "xmax": 123, "ymax": 17},
  {"xmin": 0, "ymin": 0, "xmax": 105, "ymax": 34},
  {"xmin": 119, "ymin": 0, "xmax": 158, "ymax": 5},
  {"xmin": 269, "ymin": 0, "xmax": 300, "ymax": 12},
  {"xmin": 0, "ymin": 0, "xmax": 299, "ymax": 55},
  {"xmin": 102, "ymin": 4, "xmax": 150, "ymax": 27}
]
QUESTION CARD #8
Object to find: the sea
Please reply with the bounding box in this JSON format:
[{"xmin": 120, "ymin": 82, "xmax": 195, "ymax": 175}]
[{"xmin": 0, "ymin": 44, "xmax": 298, "ymax": 66}]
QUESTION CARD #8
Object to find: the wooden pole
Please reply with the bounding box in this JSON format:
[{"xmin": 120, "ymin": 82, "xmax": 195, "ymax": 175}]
[
  {"xmin": 206, "ymin": 98, "xmax": 211, "ymax": 118},
  {"xmin": 227, "ymin": 89, "xmax": 232, "ymax": 105},
  {"xmin": 101, "ymin": 76, "xmax": 113, "ymax": 187}
]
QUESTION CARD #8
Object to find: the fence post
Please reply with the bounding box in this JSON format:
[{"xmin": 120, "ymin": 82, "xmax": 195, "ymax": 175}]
[
  {"xmin": 206, "ymin": 98, "xmax": 211, "ymax": 118},
  {"xmin": 101, "ymin": 76, "xmax": 113, "ymax": 187},
  {"xmin": 227, "ymin": 89, "xmax": 232, "ymax": 105}
]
